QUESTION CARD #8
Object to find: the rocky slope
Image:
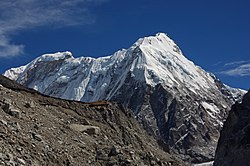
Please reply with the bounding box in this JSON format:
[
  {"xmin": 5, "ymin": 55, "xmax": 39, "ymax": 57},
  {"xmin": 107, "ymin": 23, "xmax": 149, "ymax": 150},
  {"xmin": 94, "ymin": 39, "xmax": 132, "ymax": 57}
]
[
  {"xmin": 3, "ymin": 33, "xmax": 246, "ymax": 163},
  {"xmin": 0, "ymin": 75, "xmax": 185, "ymax": 166},
  {"xmin": 214, "ymin": 90, "xmax": 250, "ymax": 166}
]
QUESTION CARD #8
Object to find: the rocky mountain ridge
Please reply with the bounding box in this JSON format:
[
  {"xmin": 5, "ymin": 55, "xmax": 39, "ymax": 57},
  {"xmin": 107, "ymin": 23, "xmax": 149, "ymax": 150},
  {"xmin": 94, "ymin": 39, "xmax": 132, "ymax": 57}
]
[
  {"xmin": 214, "ymin": 90, "xmax": 250, "ymax": 166},
  {"xmin": 0, "ymin": 75, "xmax": 186, "ymax": 166},
  {"xmin": 3, "ymin": 33, "xmax": 246, "ymax": 163}
]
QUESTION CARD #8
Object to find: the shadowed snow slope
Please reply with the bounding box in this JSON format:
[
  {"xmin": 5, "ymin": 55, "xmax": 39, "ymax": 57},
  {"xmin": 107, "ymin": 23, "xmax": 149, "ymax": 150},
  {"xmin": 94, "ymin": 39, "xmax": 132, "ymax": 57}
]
[{"xmin": 3, "ymin": 33, "xmax": 246, "ymax": 163}]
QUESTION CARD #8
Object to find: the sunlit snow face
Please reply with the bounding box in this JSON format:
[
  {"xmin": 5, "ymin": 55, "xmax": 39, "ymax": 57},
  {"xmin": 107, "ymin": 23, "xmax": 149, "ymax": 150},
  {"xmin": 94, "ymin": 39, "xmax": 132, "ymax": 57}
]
[{"xmin": 3, "ymin": 33, "xmax": 246, "ymax": 103}]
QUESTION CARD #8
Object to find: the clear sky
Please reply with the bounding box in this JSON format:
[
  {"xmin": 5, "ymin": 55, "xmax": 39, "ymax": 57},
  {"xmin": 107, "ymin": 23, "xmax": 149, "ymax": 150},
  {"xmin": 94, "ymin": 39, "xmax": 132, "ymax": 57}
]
[{"xmin": 0, "ymin": 0, "xmax": 249, "ymax": 90}]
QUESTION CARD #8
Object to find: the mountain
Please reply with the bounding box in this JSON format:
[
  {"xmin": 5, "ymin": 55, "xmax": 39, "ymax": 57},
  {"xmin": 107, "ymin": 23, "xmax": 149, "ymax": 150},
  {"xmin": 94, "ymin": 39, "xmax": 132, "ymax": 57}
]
[
  {"xmin": 3, "ymin": 33, "xmax": 246, "ymax": 163},
  {"xmin": 0, "ymin": 75, "xmax": 186, "ymax": 166},
  {"xmin": 214, "ymin": 90, "xmax": 250, "ymax": 166}
]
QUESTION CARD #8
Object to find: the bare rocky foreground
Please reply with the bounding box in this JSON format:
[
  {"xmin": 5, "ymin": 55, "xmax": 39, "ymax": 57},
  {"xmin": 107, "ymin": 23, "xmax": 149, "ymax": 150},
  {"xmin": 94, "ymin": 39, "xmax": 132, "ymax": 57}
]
[{"xmin": 0, "ymin": 75, "xmax": 185, "ymax": 166}]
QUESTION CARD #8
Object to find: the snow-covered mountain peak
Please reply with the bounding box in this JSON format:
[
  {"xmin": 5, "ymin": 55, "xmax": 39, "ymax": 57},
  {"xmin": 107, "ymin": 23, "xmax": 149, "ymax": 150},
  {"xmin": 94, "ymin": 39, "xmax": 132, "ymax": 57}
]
[
  {"xmin": 133, "ymin": 33, "xmax": 181, "ymax": 54},
  {"xmin": 3, "ymin": 51, "xmax": 73, "ymax": 82},
  {"xmin": 1, "ymin": 34, "xmax": 215, "ymax": 94},
  {"xmin": 3, "ymin": 33, "xmax": 245, "ymax": 100},
  {"xmin": 120, "ymin": 33, "xmax": 214, "ymax": 91},
  {"xmin": 36, "ymin": 51, "xmax": 73, "ymax": 62}
]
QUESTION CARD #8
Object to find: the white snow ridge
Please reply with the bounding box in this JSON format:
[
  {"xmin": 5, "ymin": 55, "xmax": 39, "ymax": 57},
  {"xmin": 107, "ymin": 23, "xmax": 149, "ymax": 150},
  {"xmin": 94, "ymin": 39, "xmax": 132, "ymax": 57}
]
[{"xmin": 4, "ymin": 33, "xmax": 244, "ymax": 102}]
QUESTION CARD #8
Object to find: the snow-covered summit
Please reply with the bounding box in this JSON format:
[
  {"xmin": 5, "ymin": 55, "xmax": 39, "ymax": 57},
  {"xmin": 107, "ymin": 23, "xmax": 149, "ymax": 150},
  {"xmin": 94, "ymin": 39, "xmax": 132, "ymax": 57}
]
[
  {"xmin": 37, "ymin": 51, "xmax": 73, "ymax": 62},
  {"xmin": 5, "ymin": 51, "xmax": 73, "ymax": 82},
  {"xmin": 112, "ymin": 33, "xmax": 216, "ymax": 91},
  {"xmin": 4, "ymin": 33, "xmax": 244, "ymax": 101},
  {"xmin": 133, "ymin": 33, "xmax": 181, "ymax": 54}
]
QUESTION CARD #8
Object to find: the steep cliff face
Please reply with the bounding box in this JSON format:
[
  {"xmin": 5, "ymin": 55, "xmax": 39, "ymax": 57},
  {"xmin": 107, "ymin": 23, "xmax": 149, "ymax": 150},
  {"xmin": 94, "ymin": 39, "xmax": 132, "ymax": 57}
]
[
  {"xmin": 0, "ymin": 75, "xmax": 185, "ymax": 166},
  {"xmin": 3, "ymin": 33, "xmax": 246, "ymax": 163},
  {"xmin": 214, "ymin": 91, "xmax": 250, "ymax": 166}
]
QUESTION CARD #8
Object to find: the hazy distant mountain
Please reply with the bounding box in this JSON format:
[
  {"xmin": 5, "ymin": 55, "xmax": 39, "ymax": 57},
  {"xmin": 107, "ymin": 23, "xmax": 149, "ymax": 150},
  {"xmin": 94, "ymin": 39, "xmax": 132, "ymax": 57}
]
[{"xmin": 4, "ymin": 33, "xmax": 246, "ymax": 163}]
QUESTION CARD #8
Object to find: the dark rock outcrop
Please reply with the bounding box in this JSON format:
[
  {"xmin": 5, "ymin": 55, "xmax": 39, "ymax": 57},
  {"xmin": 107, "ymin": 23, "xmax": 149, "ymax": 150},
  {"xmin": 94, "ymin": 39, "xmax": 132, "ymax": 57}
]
[
  {"xmin": 214, "ymin": 90, "xmax": 250, "ymax": 166},
  {"xmin": 0, "ymin": 75, "xmax": 185, "ymax": 166}
]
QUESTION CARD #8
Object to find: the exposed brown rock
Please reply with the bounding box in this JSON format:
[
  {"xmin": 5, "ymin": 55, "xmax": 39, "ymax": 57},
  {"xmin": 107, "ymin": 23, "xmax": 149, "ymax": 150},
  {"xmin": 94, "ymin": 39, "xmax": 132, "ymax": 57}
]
[
  {"xmin": 0, "ymin": 75, "xmax": 186, "ymax": 166},
  {"xmin": 69, "ymin": 124, "xmax": 100, "ymax": 135}
]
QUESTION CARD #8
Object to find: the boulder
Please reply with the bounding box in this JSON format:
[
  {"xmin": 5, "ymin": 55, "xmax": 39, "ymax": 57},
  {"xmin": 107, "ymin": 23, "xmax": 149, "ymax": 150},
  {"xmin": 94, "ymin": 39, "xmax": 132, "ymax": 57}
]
[
  {"xmin": 3, "ymin": 103, "xmax": 21, "ymax": 118},
  {"xmin": 69, "ymin": 124, "xmax": 100, "ymax": 135},
  {"xmin": 32, "ymin": 133, "xmax": 43, "ymax": 142}
]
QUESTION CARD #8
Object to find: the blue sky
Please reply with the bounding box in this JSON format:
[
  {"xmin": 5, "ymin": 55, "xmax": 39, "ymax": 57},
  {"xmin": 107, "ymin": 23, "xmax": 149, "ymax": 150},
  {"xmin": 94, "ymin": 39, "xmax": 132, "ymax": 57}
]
[{"xmin": 0, "ymin": 0, "xmax": 249, "ymax": 90}]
